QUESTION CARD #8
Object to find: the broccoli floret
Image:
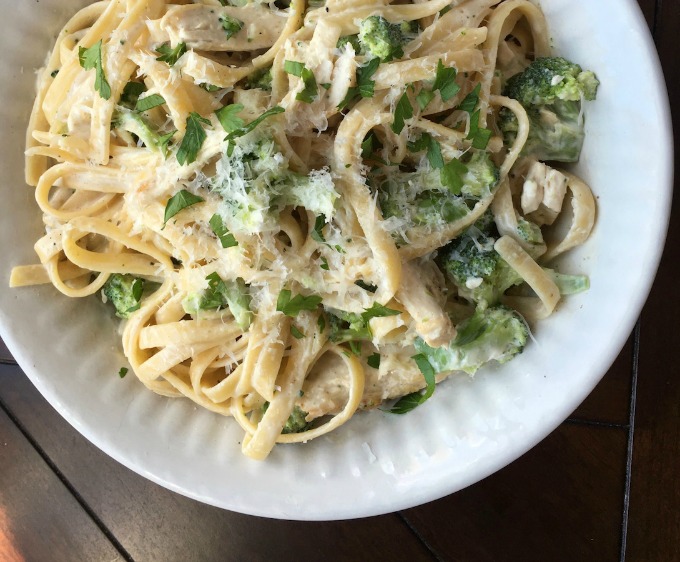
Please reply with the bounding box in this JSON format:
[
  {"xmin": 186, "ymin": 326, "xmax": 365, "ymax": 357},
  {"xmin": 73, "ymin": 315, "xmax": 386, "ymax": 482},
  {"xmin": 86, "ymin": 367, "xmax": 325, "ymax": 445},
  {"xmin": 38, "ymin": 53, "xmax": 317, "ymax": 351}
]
[
  {"xmin": 500, "ymin": 57, "xmax": 599, "ymax": 162},
  {"xmin": 113, "ymin": 109, "xmax": 174, "ymax": 156},
  {"xmin": 545, "ymin": 269, "xmax": 590, "ymax": 295},
  {"xmin": 211, "ymin": 136, "xmax": 338, "ymax": 233},
  {"xmin": 358, "ymin": 15, "xmax": 411, "ymax": 60},
  {"xmin": 378, "ymin": 156, "xmax": 498, "ymax": 235},
  {"xmin": 439, "ymin": 226, "xmax": 522, "ymax": 308},
  {"xmin": 262, "ymin": 403, "xmax": 310, "ymax": 433},
  {"xmin": 282, "ymin": 406, "xmax": 310, "ymax": 433},
  {"xmin": 414, "ymin": 305, "xmax": 528, "ymax": 374},
  {"xmin": 245, "ymin": 66, "xmax": 272, "ymax": 91},
  {"xmin": 460, "ymin": 151, "xmax": 500, "ymax": 199},
  {"xmin": 182, "ymin": 273, "xmax": 253, "ymax": 330},
  {"xmin": 103, "ymin": 274, "xmax": 145, "ymax": 318}
]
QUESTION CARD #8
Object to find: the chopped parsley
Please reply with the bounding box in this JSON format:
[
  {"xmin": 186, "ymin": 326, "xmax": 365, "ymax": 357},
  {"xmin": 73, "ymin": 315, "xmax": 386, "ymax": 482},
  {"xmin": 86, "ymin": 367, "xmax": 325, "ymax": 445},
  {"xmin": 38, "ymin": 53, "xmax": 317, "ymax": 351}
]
[
  {"xmin": 135, "ymin": 93, "xmax": 166, "ymax": 112},
  {"xmin": 466, "ymin": 109, "xmax": 492, "ymax": 150},
  {"xmin": 209, "ymin": 213, "xmax": 238, "ymax": 248},
  {"xmin": 215, "ymin": 103, "xmax": 245, "ymax": 132},
  {"xmin": 176, "ymin": 112, "xmax": 211, "ymax": 165},
  {"xmin": 440, "ymin": 158, "xmax": 468, "ymax": 195},
  {"xmin": 276, "ymin": 290, "xmax": 323, "ymax": 317},
  {"xmin": 416, "ymin": 88, "xmax": 435, "ymax": 111},
  {"xmin": 432, "ymin": 59, "xmax": 460, "ymax": 102},
  {"xmin": 284, "ymin": 60, "xmax": 318, "ymax": 104},
  {"xmin": 386, "ymin": 354, "xmax": 436, "ymax": 414},
  {"xmin": 391, "ymin": 90, "xmax": 413, "ymax": 134},
  {"xmin": 155, "ymin": 42, "xmax": 187, "ymax": 66},
  {"xmin": 338, "ymin": 57, "xmax": 380, "ymax": 109},
  {"xmin": 118, "ymin": 367, "xmax": 129, "ymax": 379},
  {"xmin": 220, "ymin": 15, "xmax": 244, "ymax": 39},
  {"xmin": 290, "ymin": 325, "xmax": 305, "ymax": 339},
  {"xmin": 163, "ymin": 189, "xmax": 205, "ymax": 226},
  {"xmin": 367, "ymin": 353, "xmax": 381, "ymax": 369},
  {"xmin": 78, "ymin": 40, "xmax": 111, "ymax": 100},
  {"xmin": 458, "ymin": 83, "xmax": 481, "ymax": 113}
]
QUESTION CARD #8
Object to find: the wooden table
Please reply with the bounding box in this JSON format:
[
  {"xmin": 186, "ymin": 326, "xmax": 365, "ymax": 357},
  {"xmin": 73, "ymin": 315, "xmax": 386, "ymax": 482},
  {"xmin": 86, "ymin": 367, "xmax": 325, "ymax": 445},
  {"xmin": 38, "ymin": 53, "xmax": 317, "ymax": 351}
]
[{"xmin": 1, "ymin": 0, "xmax": 677, "ymax": 560}]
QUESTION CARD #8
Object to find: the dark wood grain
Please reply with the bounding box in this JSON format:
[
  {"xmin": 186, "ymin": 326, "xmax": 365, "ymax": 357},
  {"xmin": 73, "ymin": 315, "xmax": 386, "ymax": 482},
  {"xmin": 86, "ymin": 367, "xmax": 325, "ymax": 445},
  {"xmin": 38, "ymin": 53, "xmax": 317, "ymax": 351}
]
[
  {"xmin": 0, "ymin": 364, "xmax": 435, "ymax": 562},
  {"xmin": 0, "ymin": 405, "xmax": 121, "ymax": 562},
  {"xmin": 401, "ymin": 424, "xmax": 628, "ymax": 562},
  {"xmin": 627, "ymin": 0, "xmax": 680, "ymax": 558}
]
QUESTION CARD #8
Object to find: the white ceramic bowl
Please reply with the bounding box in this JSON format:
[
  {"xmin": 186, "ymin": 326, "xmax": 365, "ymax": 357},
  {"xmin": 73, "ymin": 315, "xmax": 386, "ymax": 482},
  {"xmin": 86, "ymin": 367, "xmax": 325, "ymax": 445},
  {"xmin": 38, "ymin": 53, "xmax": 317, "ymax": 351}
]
[{"xmin": 0, "ymin": 0, "xmax": 672, "ymax": 520}]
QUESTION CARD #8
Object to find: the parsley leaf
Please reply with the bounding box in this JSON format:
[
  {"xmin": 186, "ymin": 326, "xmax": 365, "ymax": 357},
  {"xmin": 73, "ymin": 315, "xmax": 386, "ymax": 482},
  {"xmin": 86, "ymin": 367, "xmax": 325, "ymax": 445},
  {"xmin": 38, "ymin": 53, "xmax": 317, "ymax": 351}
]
[
  {"xmin": 311, "ymin": 214, "xmax": 326, "ymax": 243},
  {"xmin": 276, "ymin": 290, "xmax": 323, "ymax": 317},
  {"xmin": 387, "ymin": 354, "xmax": 436, "ymax": 414},
  {"xmin": 367, "ymin": 353, "xmax": 381, "ymax": 369},
  {"xmin": 118, "ymin": 367, "xmax": 129, "ymax": 379},
  {"xmin": 416, "ymin": 88, "xmax": 435, "ymax": 111},
  {"xmin": 320, "ymin": 257, "xmax": 330, "ymax": 271},
  {"xmin": 466, "ymin": 109, "xmax": 492, "ymax": 150},
  {"xmin": 362, "ymin": 302, "xmax": 401, "ymax": 322},
  {"xmin": 155, "ymin": 42, "xmax": 187, "ymax": 66},
  {"xmin": 338, "ymin": 58, "xmax": 380, "ymax": 109},
  {"xmin": 284, "ymin": 60, "xmax": 318, "ymax": 104},
  {"xmin": 209, "ymin": 213, "xmax": 238, "ymax": 248},
  {"xmin": 458, "ymin": 83, "xmax": 481, "ymax": 113},
  {"xmin": 176, "ymin": 112, "xmax": 211, "ymax": 165},
  {"xmin": 120, "ymin": 81, "xmax": 146, "ymax": 109},
  {"xmin": 290, "ymin": 325, "xmax": 305, "ymax": 339},
  {"xmin": 440, "ymin": 159, "xmax": 468, "ymax": 195},
  {"xmin": 392, "ymin": 91, "xmax": 413, "ymax": 134},
  {"xmin": 78, "ymin": 40, "xmax": 111, "ymax": 100},
  {"xmin": 283, "ymin": 60, "xmax": 305, "ymax": 76},
  {"xmin": 163, "ymin": 190, "xmax": 205, "ymax": 225},
  {"xmin": 432, "ymin": 59, "xmax": 460, "ymax": 102},
  {"xmin": 135, "ymin": 94, "xmax": 166, "ymax": 113},
  {"xmin": 225, "ymin": 106, "xmax": 284, "ymax": 147},
  {"xmin": 220, "ymin": 15, "xmax": 243, "ymax": 39},
  {"xmin": 215, "ymin": 103, "xmax": 245, "ymax": 132},
  {"xmin": 408, "ymin": 133, "xmax": 444, "ymax": 169}
]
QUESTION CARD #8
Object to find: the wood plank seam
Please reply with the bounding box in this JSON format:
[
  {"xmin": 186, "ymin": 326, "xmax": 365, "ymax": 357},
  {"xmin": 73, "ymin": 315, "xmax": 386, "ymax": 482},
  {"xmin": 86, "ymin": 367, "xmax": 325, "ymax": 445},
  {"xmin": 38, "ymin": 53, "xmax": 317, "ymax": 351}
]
[
  {"xmin": 619, "ymin": 321, "xmax": 641, "ymax": 562},
  {"xmin": 396, "ymin": 512, "xmax": 446, "ymax": 562},
  {"xmin": 564, "ymin": 418, "xmax": 629, "ymax": 430},
  {"xmin": 0, "ymin": 394, "xmax": 137, "ymax": 562}
]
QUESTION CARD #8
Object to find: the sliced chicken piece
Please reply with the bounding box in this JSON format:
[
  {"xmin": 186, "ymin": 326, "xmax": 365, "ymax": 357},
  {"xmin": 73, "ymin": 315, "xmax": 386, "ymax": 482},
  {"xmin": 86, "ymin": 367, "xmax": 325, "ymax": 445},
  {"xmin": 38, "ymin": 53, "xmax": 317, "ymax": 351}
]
[
  {"xmin": 161, "ymin": 5, "xmax": 287, "ymax": 52},
  {"xmin": 521, "ymin": 160, "xmax": 568, "ymax": 225},
  {"xmin": 395, "ymin": 261, "xmax": 455, "ymax": 348}
]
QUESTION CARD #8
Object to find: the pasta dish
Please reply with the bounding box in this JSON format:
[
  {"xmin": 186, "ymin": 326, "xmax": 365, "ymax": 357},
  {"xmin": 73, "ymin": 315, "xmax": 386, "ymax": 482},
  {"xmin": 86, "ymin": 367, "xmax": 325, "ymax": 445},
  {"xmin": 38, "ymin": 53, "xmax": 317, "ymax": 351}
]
[{"xmin": 11, "ymin": 0, "xmax": 598, "ymax": 460}]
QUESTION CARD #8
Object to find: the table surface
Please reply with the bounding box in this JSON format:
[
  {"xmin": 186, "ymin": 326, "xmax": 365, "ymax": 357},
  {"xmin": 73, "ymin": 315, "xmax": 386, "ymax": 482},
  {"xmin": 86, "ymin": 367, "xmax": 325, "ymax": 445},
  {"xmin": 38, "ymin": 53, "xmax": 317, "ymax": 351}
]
[{"xmin": 1, "ymin": 0, "xmax": 678, "ymax": 560}]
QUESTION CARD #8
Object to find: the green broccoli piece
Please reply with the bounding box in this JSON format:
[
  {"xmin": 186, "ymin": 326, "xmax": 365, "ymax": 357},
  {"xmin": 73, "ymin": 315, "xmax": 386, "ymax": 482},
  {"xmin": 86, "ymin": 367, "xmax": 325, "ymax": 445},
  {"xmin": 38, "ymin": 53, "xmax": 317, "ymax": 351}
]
[
  {"xmin": 500, "ymin": 56, "xmax": 599, "ymax": 162},
  {"xmin": 414, "ymin": 305, "xmax": 529, "ymax": 374},
  {"xmin": 245, "ymin": 66, "xmax": 272, "ymax": 91},
  {"xmin": 211, "ymin": 136, "xmax": 338, "ymax": 234},
  {"xmin": 282, "ymin": 406, "xmax": 310, "ymax": 433},
  {"xmin": 358, "ymin": 15, "xmax": 412, "ymax": 60},
  {"xmin": 182, "ymin": 273, "xmax": 253, "ymax": 330},
  {"xmin": 439, "ymin": 224, "xmax": 522, "ymax": 308},
  {"xmin": 460, "ymin": 151, "xmax": 500, "ymax": 199},
  {"xmin": 262, "ymin": 403, "xmax": 310, "ymax": 433},
  {"xmin": 544, "ymin": 269, "xmax": 590, "ymax": 295},
  {"xmin": 103, "ymin": 274, "xmax": 145, "ymax": 318},
  {"xmin": 378, "ymin": 156, "xmax": 498, "ymax": 235},
  {"xmin": 113, "ymin": 109, "xmax": 174, "ymax": 156}
]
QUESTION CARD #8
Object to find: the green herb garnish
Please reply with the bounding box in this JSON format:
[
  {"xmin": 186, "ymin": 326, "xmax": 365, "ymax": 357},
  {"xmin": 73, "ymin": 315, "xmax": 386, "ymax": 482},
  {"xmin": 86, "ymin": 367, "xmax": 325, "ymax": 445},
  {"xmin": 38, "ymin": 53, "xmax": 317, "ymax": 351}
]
[{"xmin": 78, "ymin": 40, "xmax": 111, "ymax": 100}]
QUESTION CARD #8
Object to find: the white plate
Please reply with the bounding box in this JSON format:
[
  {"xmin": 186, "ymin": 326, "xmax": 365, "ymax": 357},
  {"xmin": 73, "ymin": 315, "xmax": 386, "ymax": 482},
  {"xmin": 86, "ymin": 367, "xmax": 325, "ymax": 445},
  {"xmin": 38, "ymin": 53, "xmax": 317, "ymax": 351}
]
[{"xmin": 0, "ymin": 0, "xmax": 672, "ymax": 520}]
